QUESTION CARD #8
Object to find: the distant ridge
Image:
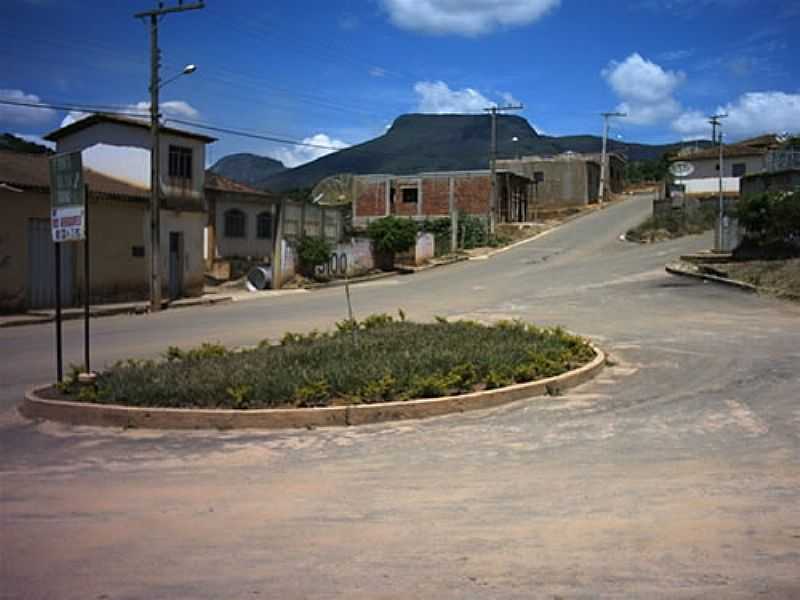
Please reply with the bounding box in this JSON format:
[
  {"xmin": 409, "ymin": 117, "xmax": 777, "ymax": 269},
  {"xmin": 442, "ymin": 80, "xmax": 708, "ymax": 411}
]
[
  {"xmin": 214, "ymin": 114, "xmax": 710, "ymax": 192},
  {"xmin": 209, "ymin": 153, "xmax": 286, "ymax": 188}
]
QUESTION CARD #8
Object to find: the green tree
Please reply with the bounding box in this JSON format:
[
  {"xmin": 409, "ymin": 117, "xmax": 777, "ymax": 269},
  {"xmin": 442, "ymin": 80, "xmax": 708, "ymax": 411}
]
[
  {"xmin": 366, "ymin": 216, "xmax": 418, "ymax": 269},
  {"xmin": 296, "ymin": 236, "xmax": 332, "ymax": 277}
]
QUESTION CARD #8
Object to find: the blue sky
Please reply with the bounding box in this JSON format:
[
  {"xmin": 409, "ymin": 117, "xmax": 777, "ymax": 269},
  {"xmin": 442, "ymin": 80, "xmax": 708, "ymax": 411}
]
[{"xmin": 1, "ymin": 0, "xmax": 798, "ymax": 166}]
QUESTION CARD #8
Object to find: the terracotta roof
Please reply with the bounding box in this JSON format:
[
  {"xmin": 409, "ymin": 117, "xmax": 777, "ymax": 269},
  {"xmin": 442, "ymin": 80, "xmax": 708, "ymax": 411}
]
[
  {"xmin": 0, "ymin": 150, "xmax": 148, "ymax": 201},
  {"xmin": 204, "ymin": 171, "xmax": 274, "ymax": 196},
  {"xmin": 44, "ymin": 113, "xmax": 216, "ymax": 144}
]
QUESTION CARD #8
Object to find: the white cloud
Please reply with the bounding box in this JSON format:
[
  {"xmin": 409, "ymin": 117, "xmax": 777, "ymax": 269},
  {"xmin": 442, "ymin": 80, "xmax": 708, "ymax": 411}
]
[
  {"xmin": 59, "ymin": 99, "xmax": 199, "ymax": 128},
  {"xmin": 414, "ymin": 81, "xmax": 492, "ymax": 113},
  {"xmin": 12, "ymin": 133, "xmax": 55, "ymax": 150},
  {"xmin": 369, "ymin": 66, "xmax": 387, "ymax": 78},
  {"xmin": 673, "ymin": 91, "xmax": 800, "ymax": 140},
  {"xmin": 0, "ymin": 89, "xmax": 56, "ymax": 125},
  {"xmin": 382, "ymin": 0, "xmax": 560, "ymax": 35},
  {"xmin": 602, "ymin": 53, "xmax": 685, "ymax": 125},
  {"xmin": 133, "ymin": 100, "xmax": 199, "ymax": 119},
  {"xmin": 274, "ymin": 133, "xmax": 349, "ymax": 168}
]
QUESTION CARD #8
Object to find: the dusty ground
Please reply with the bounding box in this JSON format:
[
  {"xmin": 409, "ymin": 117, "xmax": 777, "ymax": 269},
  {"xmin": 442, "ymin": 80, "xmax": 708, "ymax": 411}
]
[{"xmin": 2, "ymin": 192, "xmax": 799, "ymax": 599}]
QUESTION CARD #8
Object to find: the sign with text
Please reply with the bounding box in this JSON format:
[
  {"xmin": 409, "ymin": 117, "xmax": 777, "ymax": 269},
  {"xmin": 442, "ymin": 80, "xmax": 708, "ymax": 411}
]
[
  {"xmin": 49, "ymin": 151, "xmax": 85, "ymax": 242},
  {"xmin": 51, "ymin": 206, "xmax": 86, "ymax": 242}
]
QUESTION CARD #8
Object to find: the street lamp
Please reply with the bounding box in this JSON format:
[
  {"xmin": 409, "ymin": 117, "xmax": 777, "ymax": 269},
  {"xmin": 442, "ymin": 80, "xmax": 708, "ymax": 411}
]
[
  {"xmin": 149, "ymin": 63, "xmax": 197, "ymax": 312},
  {"xmin": 511, "ymin": 136, "xmax": 520, "ymax": 160}
]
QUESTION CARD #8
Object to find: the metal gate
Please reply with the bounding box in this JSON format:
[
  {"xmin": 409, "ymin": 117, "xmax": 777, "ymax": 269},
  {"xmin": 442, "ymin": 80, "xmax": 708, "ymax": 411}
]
[{"xmin": 27, "ymin": 218, "xmax": 75, "ymax": 309}]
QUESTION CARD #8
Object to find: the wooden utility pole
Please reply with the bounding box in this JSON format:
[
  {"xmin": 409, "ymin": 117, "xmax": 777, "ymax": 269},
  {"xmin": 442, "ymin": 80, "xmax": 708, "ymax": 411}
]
[
  {"xmin": 134, "ymin": 1, "xmax": 205, "ymax": 312},
  {"xmin": 484, "ymin": 104, "xmax": 523, "ymax": 234},
  {"xmin": 708, "ymin": 114, "xmax": 728, "ymax": 251},
  {"xmin": 599, "ymin": 111, "xmax": 626, "ymax": 205}
]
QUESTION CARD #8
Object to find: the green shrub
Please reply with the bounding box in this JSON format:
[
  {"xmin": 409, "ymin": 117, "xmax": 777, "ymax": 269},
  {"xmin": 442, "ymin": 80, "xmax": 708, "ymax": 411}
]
[
  {"xmin": 735, "ymin": 191, "xmax": 800, "ymax": 249},
  {"xmin": 366, "ymin": 216, "xmax": 418, "ymax": 255},
  {"xmin": 70, "ymin": 318, "xmax": 596, "ymax": 410},
  {"xmin": 297, "ymin": 236, "xmax": 333, "ymax": 275}
]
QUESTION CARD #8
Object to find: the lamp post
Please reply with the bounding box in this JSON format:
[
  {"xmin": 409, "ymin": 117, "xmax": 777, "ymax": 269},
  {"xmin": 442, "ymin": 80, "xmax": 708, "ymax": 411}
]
[{"xmin": 148, "ymin": 63, "xmax": 197, "ymax": 312}]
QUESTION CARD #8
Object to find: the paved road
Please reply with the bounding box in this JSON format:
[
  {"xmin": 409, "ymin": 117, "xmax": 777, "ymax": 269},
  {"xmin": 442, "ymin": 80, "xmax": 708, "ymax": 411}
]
[{"xmin": 2, "ymin": 193, "xmax": 799, "ymax": 599}]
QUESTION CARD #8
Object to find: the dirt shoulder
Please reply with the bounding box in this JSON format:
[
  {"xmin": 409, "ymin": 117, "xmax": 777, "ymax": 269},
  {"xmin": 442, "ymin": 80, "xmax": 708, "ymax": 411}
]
[{"xmin": 712, "ymin": 259, "xmax": 800, "ymax": 299}]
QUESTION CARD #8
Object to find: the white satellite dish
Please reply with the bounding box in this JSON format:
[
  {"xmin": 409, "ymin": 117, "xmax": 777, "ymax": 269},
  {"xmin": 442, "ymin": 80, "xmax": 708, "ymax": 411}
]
[{"xmin": 669, "ymin": 161, "xmax": 695, "ymax": 177}]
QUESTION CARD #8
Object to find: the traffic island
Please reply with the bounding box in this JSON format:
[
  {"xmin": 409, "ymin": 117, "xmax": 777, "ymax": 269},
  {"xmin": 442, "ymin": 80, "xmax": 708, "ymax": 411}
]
[{"xmin": 19, "ymin": 316, "xmax": 605, "ymax": 430}]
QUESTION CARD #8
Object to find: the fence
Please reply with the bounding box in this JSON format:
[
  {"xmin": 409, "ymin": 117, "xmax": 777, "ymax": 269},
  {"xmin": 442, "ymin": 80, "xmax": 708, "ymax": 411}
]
[
  {"xmin": 766, "ymin": 151, "xmax": 800, "ymax": 173},
  {"xmin": 282, "ymin": 200, "xmax": 344, "ymax": 244}
]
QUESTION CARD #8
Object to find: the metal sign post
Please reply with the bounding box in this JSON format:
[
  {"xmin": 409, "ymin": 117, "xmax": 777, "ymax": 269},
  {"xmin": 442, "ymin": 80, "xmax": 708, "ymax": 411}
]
[
  {"xmin": 83, "ymin": 185, "xmax": 91, "ymax": 373},
  {"xmin": 49, "ymin": 152, "xmax": 86, "ymax": 380}
]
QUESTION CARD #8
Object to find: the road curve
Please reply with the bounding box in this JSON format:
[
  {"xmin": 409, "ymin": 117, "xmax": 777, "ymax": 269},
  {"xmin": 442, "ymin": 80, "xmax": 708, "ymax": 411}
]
[{"xmin": 2, "ymin": 193, "xmax": 800, "ymax": 599}]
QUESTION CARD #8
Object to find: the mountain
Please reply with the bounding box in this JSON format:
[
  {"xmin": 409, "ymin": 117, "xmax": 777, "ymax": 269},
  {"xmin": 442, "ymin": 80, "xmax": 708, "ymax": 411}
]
[
  {"xmin": 209, "ymin": 153, "xmax": 286, "ymax": 188},
  {"xmin": 217, "ymin": 114, "xmax": 707, "ymax": 192},
  {"xmin": 0, "ymin": 133, "xmax": 53, "ymax": 155}
]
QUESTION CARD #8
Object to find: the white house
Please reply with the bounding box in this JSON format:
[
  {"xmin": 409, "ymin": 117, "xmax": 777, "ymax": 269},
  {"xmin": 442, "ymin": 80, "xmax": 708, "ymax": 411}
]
[{"xmin": 44, "ymin": 114, "xmax": 216, "ymax": 300}]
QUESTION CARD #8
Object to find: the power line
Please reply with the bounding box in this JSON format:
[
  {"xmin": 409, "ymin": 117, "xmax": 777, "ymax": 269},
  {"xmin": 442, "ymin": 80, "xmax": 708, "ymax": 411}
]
[
  {"xmin": 165, "ymin": 118, "xmax": 345, "ymax": 150},
  {"xmin": 0, "ymin": 97, "xmax": 148, "ymax": 118}
]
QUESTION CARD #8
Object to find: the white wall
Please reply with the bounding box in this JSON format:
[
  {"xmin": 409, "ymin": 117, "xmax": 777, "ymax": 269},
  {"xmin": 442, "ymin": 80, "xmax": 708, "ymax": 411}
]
[
  {"xmin": 680, "ymin": 177, "xmax": 740, "ymax": 194},
  {"xmin": 215, "ymin": 201, "xmax": 276, "ymax": 259}
]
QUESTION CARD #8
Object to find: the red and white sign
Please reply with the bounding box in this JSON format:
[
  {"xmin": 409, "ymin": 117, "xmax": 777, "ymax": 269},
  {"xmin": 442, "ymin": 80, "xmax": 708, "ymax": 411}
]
[{"xmin": 51, "ymin": 206, "xmax": 85, "ymax": 243}]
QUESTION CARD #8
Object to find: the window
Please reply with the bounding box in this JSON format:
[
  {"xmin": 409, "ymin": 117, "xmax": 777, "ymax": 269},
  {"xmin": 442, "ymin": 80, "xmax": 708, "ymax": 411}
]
[
  {"xmin": 256, "ymin": 211, "xmax": 273, "ymax": 239},
  {"xmin": 732, "ymin": 163, "xmax": 747, "ymax": 177},
  {"xmin": 533, "ymin": 171, "xmax": 544, "ymax": 183},
  {"xmin": 131, "ymin": 245, "xmax": 145, "ymax": 257},
  {"xmin": 401, "ymin": 187, "xmax": 418, "ymax": 203},
  {"xmin": 168, "ymin": 145, "xmax": 193, "ymax": 180},
  {"xmin": 224, "ymin": 209, "xmax": 246, "ymax": 238}
]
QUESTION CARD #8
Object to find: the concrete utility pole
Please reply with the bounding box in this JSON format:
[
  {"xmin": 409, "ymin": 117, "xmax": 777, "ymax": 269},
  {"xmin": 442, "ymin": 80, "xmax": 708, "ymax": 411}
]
[
  {"xmin": 708, "ymin": 113, "xmax": 728, "ymax": 251},
  {"xmin": 134, "ymin": 1, "xmax": 205, "ymax": 312},
  {"xmin": 599, "ymin": 111, "xmax": 626, "ymax": 206},
  {"xmin": 484, "ymin": 104, "xmax": 523, "ymax": 234}
]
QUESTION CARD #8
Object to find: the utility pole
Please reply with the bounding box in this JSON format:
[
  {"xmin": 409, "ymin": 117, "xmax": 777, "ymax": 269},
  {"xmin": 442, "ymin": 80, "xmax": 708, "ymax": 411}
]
[
  {"xmin": 599, "ymin": 111, "xmax": 626, "ymax": 206},
  {"xmin": 708, "ymin": 113, "xmax": 728, "ymax": 251},
  {"xmin": 484, "ymin": 104, "xmax": 523, "ymax": 234},
  {"xmin": 134, "ymin": 1, "xmax": 205, "ymax": 312}
]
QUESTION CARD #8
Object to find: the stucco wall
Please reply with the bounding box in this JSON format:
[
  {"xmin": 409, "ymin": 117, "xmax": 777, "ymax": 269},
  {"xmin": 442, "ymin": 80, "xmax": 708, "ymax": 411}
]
[
  {"xmin": 214, "ymin": 198, "xmax": 276, "ymax": 259},
  {"xmin": 149, "ymin": 210, "xmax": 206, "ymax": 298},
  {"xmin": 0, "ymin": 189, "xmax": 51, "ymax": 311},
  {"xmin": 499, "ymin": 158, "xmax": 595, "ymax": 207},
  {"xmin": 55, "ymin": 122, "xmax": 207, "ymax": 209},
  {"xmin": 685, "ymin": 155, "xmax": 766, "ymax": 179}
]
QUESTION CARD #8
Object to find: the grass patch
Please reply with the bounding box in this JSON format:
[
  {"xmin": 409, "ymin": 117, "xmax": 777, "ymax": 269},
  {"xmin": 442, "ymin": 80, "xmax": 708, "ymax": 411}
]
[
  {"xmin": 56, "ymin": 315, "xmax": 595, "ymax": 409},
  {"xmin": 715, "ymin": 259, "xmax": 800, "ymax": 298},
  {"xmin": 626, "ymin": 206, "xmax": 716, "ymax": 243}
]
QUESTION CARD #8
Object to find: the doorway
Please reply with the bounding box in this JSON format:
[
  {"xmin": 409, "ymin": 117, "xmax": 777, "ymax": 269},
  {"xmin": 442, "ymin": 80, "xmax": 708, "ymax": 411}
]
[{"xmin": 168, "ymin": 231, "xmax": 184, "ymax": 300}]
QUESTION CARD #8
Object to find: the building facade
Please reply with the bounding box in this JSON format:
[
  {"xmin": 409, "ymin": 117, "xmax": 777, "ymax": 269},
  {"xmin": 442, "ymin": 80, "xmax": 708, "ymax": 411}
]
[{"xmin": 352, "ymin": 170, "xmax": 531, "ymax": 227}]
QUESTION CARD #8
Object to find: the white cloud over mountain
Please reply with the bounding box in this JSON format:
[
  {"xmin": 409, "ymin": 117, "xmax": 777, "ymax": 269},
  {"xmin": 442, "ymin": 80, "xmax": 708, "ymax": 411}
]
[
  {"xmin": 414, "ymin": 81, "xmax": 493, "ymax": 114},
  {"xmin": 382, "ymin": 0, "xmax": 560, "ymax": 35},
  {"xmin": 602, "ymin": 53, "xmax": 685, "ymax": 125},
  {"xmin": 274, "ymin": 134, "xmax": 349, "ymax": 168}
]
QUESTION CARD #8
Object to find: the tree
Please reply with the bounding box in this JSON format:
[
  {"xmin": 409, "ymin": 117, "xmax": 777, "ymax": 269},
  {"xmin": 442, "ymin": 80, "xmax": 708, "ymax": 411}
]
[{"xmin": 296, "ymin": 236, "xmax": 333, "ymax": 277}]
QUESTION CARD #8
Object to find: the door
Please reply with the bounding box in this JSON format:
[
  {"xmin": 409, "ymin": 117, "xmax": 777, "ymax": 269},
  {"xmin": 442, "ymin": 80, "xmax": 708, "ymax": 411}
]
[
  {"xmin": 27, "ymin": 218, "xmax": 74, "ymax": 309},
  {"xmin": 168, "ymin": 231, "xmax": 184, "ymax": 300}
]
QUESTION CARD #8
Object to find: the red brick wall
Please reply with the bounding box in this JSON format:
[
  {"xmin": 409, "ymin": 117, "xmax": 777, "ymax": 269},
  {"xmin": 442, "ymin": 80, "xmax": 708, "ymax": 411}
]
[
  {"xmin": 421, "ymin": 178, "xmax": 450, "ymax": 216},
  {"xmin": 454, "ymin": 175, "xmax": 491, "ymax": 215},
  {"xmin": 419, "ymin": 175, "xmax": 491, "ymax": 217},
  {"xmin": 355, "ymin": 181, "xmax": 386, "ymax": 217}
]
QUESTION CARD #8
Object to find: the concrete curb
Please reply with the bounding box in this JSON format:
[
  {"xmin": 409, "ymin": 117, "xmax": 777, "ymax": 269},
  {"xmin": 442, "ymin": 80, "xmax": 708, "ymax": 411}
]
[
  {"xmin": 665, "ymin": 262, "xmax": 758, "ymax": 293},
  {"xmin": 0, "ymin": 295, "xmax": 234, "ymax": 329},
  {"xmin": 301, "ymin": 270, "xmax": 400, "ymax": 290},
  {"xmin": 19, "ymin": 347, "xmax": 605, "ymax": 431}
]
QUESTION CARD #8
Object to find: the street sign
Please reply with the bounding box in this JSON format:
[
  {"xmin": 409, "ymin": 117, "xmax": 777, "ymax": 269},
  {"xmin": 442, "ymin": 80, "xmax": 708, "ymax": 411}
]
[
  {"xmin": 49, "ymin": 152, "xmax": 85, "ymax": 242},
  {"xmin": 669, "ymin": 161, "xmax": 695, "ymax": 178}
]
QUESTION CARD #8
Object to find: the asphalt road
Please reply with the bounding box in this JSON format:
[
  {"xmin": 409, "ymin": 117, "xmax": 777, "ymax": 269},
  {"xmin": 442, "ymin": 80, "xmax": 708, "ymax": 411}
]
[{"xmin": 2, "ymin": 193, "xmax": 799, "ymax": 599}]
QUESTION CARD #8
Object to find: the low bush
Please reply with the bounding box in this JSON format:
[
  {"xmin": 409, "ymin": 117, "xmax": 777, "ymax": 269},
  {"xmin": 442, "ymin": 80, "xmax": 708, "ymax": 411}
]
[
  {"xmin": 734, "ymin": 191, "xmax": 800, "ymax": 259},
  {"xmin": 58, "ymin": 315, "xmax": 595, "ymax": 410},
  {"xmin": 296, "ymin": 236, "xmax": 333, "ymax": 276},
  {"xmin": 626, "ymin": 205, "xmax": 716, "ymax": 242}
]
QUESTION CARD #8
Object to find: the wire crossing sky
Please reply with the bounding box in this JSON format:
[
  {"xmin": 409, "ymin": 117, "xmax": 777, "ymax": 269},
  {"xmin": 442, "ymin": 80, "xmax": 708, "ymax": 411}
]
[{"xmin": 1, "ymin": 0, "xmax": 798, "ymax": 166}]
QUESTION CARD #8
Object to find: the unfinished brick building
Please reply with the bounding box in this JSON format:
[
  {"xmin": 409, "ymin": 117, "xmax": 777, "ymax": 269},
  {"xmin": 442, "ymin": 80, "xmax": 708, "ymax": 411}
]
[{"xmin": 351, "ymin": 170, "xmax": 531, "ymax": 227}]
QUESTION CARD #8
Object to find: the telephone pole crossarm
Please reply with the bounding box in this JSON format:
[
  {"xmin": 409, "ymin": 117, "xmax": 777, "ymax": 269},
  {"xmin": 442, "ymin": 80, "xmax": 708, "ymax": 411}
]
[
  {"xmin": 484, "ymin": 104, "xmax": 524, "ymax": 234},
  {"xmin": 134, "ymin": 1, "xmax": 205, "ymax": 312}
]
